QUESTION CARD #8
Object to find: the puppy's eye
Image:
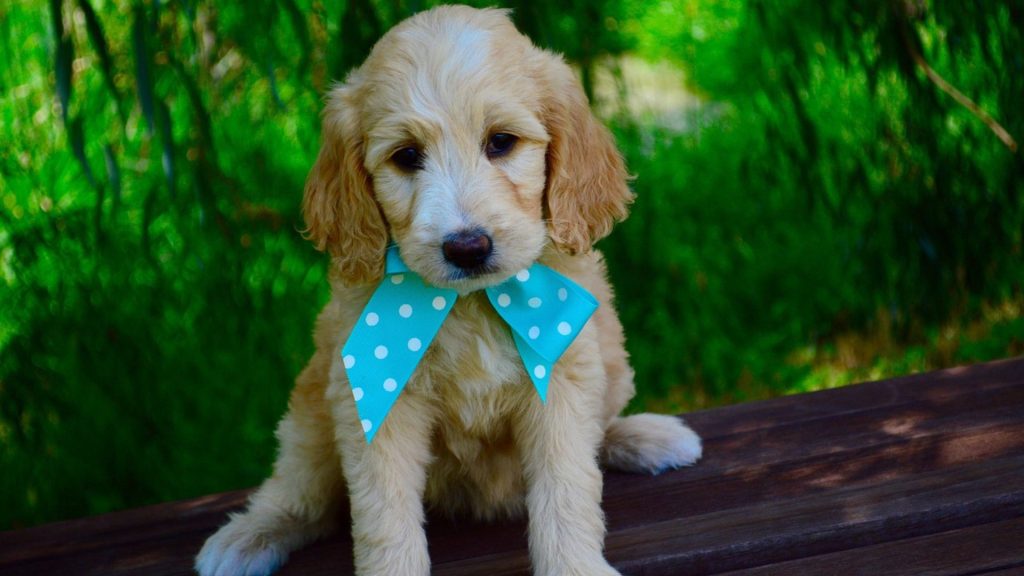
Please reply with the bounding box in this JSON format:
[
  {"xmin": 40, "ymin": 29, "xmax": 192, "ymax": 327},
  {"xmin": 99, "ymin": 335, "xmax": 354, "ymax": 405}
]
[
  {"xmin": 391, "ymin": 146, "xmax": 424, "ymax": 171},
  {"xmin": 485, "ymin": 133, "xmax": 518, "ymax": 159}
]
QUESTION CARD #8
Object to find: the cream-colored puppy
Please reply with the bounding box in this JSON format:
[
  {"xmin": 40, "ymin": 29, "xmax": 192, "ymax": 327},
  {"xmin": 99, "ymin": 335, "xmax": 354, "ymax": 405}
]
[{"xmin": 196, "ymin": 6, "xmax": 701, "ymax": 576}]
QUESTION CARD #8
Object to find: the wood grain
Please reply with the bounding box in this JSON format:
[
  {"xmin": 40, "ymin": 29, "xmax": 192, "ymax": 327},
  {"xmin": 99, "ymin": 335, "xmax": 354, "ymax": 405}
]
[
  {"xmin": 716, "ymin": 517, "xmax": 1024, "ymax": 576},
  {"xmin": 1, "ymin": 358, "xmax": 1021, "ymax": 576}
]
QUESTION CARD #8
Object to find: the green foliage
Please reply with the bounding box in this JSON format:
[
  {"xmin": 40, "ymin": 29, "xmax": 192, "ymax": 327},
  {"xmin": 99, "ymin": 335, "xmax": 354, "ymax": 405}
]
[
  {"xmin": 608, "ymin": 0, "xmax": 1023, "ymax": 408},
  {"xmin": 1, "ymin": 0, "xmax": 1021, "ymax": 529},
  {"xmin": 1, "ymin": 0, "xmax": 329, "ymax": 527}
]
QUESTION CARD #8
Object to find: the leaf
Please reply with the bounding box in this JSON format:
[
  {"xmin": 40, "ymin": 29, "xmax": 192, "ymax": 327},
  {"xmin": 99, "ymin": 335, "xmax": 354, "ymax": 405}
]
[
  {"xmin": 68, "ymin": 115, "xmax": 96, "ymax": 188},
  {"xmin": 280, "ymin": 0, "xmax": 311, "ymax": 77},
  {"xmin": 77, "ymin": 0, "xmax": 119, "ymax": 102},
  {"xmin": 157, "ymin": 100, "xmax": 175, "ymax": 198},
  {"xmin": 336, "ymin": 0, "xmax": 383, "ymax": 78},
  {"xmin": 103, "ymin": 144, "xmax": 121, "ymax": 213},
  {"xmin": 265, "ymin": 57, "xmax": 284, "ymax": 110},
  {"xmin": 93, "ymin": 162, "xmax": 106, "ymax": 246},
  {"xmin": 141, "ymin": 186, "xmax": 157, "ymax": 264},
  {"xmin": 132, "ymin": 3, "xmax": 154, "ymax": 134},
  {"xmin": 77, "ymin": 2, "xmax": 128, "ymax": 125},
  {"xmin": 168, "ymin": 57, "xmax": 213, "ymax": 150},
  {"xmin": 50, "ymin": 0, "xmax": 72, "ymax": 125},
  {"xmin": 150, "ymin": 0, "xmax": 161, "ymax": 35}
]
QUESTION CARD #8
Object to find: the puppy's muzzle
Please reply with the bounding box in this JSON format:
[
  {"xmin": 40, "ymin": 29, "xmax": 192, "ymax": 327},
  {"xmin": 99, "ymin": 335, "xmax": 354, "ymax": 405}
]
[{"xmin": 442, "ymin": 229, "xmax": 493, "ymax": 271}]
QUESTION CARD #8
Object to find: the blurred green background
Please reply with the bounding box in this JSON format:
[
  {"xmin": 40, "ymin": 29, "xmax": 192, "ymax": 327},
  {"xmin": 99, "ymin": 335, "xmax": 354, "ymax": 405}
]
[{"xmin": 2, "ymin": 0, "xmax": 1022, "ymax": 530}]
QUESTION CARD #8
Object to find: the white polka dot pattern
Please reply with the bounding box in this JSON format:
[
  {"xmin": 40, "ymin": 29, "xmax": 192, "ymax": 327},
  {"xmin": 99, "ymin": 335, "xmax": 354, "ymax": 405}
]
[{"xmin": 343, "ymin": 244, "xmax": 596, "ymax": 443}]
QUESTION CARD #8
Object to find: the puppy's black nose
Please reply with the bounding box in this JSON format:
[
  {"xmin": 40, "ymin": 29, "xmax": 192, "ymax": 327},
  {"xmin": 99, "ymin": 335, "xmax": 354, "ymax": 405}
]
[{"xmin": 442, "ymin": 230, "xmax": 493, "ymax": 270}]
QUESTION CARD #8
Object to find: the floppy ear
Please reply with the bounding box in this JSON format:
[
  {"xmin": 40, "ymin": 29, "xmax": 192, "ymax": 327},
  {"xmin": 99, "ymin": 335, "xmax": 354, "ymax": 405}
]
[
  {"xmin": 302, "ymin": 85, "xmax": 388, "ymax": 284},
  {"xmin": 542, "ymin": 57, "xmax": 634, "ymax": 254}
]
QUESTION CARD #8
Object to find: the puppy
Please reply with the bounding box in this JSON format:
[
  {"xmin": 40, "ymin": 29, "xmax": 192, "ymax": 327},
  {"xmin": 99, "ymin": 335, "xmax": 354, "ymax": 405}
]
[{"xmin": 196, "ymin": 6, "xmax": 701, "ymax": 576}]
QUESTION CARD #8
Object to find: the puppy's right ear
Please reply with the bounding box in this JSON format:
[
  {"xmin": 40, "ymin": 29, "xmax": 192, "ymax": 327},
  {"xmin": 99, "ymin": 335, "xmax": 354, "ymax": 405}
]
[
  {"xmin": 302, "ymin": 85, "xmax": 388, "ymax": 284},
  {"xmin": 540, "ymin": 54, "xmax": 633, "ymax": 255}
]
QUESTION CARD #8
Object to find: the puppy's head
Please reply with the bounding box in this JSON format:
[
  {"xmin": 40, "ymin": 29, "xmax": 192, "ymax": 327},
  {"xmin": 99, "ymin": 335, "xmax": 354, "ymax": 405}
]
[{"xmin": 303, "ymin": 6, "xmax": 632, "ymax": 290}]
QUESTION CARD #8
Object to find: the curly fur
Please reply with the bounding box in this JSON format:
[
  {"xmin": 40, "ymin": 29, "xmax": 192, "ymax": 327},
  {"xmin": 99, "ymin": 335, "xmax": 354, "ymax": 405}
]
[{"xmin": 197, "ymin": 7, "xmax": 700, "ymax": 576}]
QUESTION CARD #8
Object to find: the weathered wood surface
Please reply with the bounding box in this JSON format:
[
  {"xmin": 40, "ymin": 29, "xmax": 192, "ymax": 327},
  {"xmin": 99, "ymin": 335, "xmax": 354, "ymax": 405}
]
[{"xmin": 2, "ymin": 358, "xmax": 1022, "ymax": 575}]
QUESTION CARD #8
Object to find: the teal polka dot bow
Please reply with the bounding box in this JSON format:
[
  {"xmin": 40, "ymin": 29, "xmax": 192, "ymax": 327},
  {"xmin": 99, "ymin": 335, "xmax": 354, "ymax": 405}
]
[{"xmin": 342, "ymin": 245, "xmax": 599, "ymax": 442}]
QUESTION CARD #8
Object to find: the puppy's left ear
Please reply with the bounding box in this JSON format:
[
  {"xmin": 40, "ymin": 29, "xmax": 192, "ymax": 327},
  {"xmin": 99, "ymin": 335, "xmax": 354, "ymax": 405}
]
[
  {"xmin": 542, "ymin": 56, "xmax": 634, "ymax": 254},
  {"xmin": 302, "ymin": 83, "xmax": 389, "ymax": 284}
]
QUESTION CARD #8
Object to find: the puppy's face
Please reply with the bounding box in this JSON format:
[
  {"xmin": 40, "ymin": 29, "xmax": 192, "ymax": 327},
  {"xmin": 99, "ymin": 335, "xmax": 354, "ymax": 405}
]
[
  {"xmin": 304, "ymin": 7, "xmax": 633, "ymax": 289},
  {"xmin": 358, "ymin": 19, "xmax": 551, "ymax": 291}
]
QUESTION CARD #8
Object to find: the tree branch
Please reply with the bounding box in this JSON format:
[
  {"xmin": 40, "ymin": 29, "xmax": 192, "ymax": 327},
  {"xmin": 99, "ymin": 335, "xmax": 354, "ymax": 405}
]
[{"xmin": 897, "ymin": 12, "xmax": 1018, "ymax": 154}]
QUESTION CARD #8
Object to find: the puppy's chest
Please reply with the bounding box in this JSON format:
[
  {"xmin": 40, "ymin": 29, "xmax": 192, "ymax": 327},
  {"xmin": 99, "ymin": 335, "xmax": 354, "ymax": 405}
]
[{"xmin": 416, "ymin": 295, "xmax": 530, "ymax": 434}]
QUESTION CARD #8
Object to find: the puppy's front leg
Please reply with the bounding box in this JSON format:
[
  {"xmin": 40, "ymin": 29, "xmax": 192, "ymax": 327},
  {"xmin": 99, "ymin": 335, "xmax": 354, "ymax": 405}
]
[
  {"xmin": 333, "ymin": 386, "xmax": 437, "ymax": 576},
  {"xmin": 514, "ymin": 350, "xmax": 622, "ymax": 576}
]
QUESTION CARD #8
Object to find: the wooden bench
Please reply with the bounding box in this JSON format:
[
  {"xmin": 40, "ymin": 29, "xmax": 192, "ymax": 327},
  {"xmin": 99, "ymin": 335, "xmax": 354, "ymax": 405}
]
[{"xmin": 2, "ymin": 358, "xmax": 1022, "ymax": 575}]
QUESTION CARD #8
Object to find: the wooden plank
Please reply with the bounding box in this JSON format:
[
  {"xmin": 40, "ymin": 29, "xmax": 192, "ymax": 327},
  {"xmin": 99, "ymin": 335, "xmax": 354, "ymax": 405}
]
[
  {"xmin": 0, "ymin": 491, "xmax": 250, "ymax": 566},
  {"xmin": 604, "ymin": 403, "xmax": 1024, "ymax": 531},
  {"xmin": 0, "ymin": 358, "xmax": 1020, "ymax": 576},
  {"xmin": 420, "ymin": 417, "xmax": 1024, "ymax": 570},
  {"xmin": 0, "ymin": 535, "xmax": 208, "ymax": 576},
  {"xmin": 715, "ymin": 517, "xmax": 1024, "ymax": 576},
  {"xmin": 684, "ymin": 358, "xmax": 1024, "ymax": 439},
  {"xmin": 429, "ymin": 373, "xmax": 1024, "ymax": 566},
  {"xmin": 429, "ymin": 455, "xmax": 1024, "ymax": 576}
]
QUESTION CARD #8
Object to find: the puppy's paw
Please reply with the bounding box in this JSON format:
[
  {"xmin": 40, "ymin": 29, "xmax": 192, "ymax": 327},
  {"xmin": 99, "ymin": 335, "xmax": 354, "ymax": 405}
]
[
  {"xmin": 601, "ymin": 413, "xmax": 703, "ymax": 475},
  {"xmin": 195, "ymin": 513, "xmax": 288, "ymax": 576}
]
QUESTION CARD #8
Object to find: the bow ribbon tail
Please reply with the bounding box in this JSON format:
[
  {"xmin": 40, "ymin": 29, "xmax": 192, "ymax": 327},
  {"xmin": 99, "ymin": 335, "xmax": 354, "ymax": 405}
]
[
  {"xmin": 511, "ymin": 333, "xmax": 553, "ymax": 402},
  {"xmin": 487, "ymin": 263, "xmax": 599, "ymax": 404},
  {"xmin": 342, "ymin": 247, "xmax": 457, "ymax": 443}
]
